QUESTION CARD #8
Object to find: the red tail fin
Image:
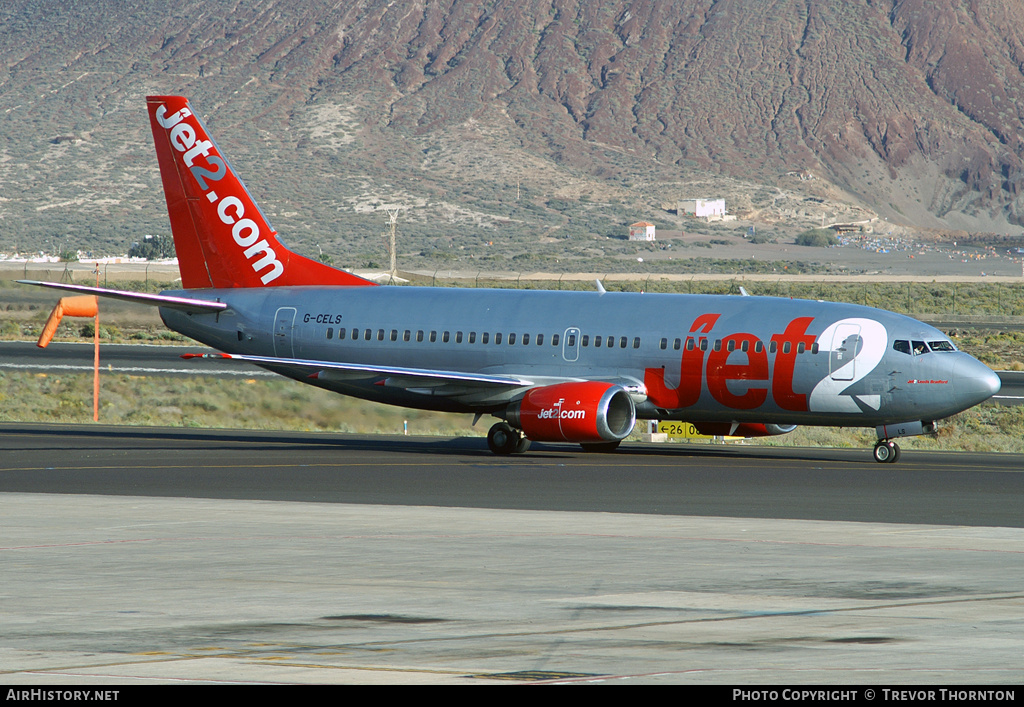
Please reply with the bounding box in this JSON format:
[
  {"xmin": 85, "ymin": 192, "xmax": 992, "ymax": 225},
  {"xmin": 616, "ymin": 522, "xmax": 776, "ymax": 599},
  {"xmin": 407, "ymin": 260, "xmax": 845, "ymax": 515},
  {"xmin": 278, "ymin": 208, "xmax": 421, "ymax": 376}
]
[{"xmin": 146, "ymin": 95, "xmax": 374, "ymax": 289}]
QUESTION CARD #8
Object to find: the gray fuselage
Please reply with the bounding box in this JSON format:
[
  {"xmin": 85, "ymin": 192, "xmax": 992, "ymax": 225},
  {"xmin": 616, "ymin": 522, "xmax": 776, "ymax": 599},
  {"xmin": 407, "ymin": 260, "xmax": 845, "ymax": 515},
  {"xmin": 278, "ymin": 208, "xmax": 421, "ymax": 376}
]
[{"xmin": 159, "ymin": 286, "xmax": 1000, "ymax": 427}]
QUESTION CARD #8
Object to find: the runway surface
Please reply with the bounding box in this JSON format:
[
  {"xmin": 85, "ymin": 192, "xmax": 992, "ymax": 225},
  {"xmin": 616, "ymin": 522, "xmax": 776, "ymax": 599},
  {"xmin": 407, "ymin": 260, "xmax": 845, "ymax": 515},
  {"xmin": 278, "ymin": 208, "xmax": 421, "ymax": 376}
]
[
  {"xmin": 2, "ymin": 424, "xmax": 1022, "ymax": 684},
  {"xmin": 2, "ymin": 423, "xmax": 1023, "ymax": 525}
]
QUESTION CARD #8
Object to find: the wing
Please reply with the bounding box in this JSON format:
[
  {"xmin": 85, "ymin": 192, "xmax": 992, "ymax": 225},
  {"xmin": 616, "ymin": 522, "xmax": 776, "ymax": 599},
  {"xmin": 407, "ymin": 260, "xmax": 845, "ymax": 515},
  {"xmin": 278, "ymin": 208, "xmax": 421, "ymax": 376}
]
[
  {"xmin": 184, "ymin": 352, "xmax": 535, "ymax": 397},
  {"xmin": 185, "ymin": 352, "xmax": 649, "ymax": 407}
]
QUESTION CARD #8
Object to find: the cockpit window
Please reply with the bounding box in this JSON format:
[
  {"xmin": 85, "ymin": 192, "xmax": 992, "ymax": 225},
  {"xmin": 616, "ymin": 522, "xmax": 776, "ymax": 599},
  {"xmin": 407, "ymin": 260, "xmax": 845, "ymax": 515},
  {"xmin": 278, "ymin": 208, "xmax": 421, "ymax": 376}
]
[{"xmin": 894, "ymin": 339, "xmax": 940, "ymax": 355}]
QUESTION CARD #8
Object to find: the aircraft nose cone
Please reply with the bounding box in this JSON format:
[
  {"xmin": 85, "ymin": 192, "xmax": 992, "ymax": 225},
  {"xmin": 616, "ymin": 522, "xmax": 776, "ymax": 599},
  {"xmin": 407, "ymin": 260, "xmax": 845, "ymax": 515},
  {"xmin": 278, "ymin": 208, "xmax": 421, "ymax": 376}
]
[{"xmin": 954, "ymin": 356, "xmax": 1001, "ymax": 406}]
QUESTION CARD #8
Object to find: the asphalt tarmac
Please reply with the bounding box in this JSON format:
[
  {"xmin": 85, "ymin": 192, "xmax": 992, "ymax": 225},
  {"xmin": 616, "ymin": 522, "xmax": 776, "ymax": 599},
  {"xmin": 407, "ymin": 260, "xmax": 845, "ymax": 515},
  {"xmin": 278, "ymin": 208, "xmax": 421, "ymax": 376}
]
[{"xmin": 1, "ymin": 424, "xmax": 1022, "ymax": 685}]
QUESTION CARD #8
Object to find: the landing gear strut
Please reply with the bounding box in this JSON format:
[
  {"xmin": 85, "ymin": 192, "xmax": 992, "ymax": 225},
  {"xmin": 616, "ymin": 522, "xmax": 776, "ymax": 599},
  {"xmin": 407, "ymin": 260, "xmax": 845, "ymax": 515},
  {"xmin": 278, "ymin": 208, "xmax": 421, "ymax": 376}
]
[
  {"xmin": 873, "ymin": 439, "xmax": 901, "ymax": 464},
  {"xmin": 487, "ymin": 422, "xmax": 530, "ymax": 455}
]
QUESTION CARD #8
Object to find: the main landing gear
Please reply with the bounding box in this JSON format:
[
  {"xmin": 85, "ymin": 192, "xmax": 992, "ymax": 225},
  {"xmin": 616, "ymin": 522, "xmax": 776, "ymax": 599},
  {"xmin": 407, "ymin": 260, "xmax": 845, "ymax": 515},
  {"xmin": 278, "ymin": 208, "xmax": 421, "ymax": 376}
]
[
  {"xmin": 487, "ymin": 422, "xmax": 531, "ymax": 455},
  {"xmin": 486, "ymin": 422, "xmax": 623, "ymax": 455},
  {"xmin": 873, "ymin": 439, "xmax": 901, "ymax": 464}
]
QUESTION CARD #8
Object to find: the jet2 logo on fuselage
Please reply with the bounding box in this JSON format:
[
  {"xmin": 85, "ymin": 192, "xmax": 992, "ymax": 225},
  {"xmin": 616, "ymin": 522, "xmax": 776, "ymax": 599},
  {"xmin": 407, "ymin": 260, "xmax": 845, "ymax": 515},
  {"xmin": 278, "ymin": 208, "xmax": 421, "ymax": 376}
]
[
  {"xmin": 154, "ymin": 104, "xmax": 284, "ymax": 284},
  {"xmin": 644, "ymin": 314, "xmax": 888, "ymax": 414}
]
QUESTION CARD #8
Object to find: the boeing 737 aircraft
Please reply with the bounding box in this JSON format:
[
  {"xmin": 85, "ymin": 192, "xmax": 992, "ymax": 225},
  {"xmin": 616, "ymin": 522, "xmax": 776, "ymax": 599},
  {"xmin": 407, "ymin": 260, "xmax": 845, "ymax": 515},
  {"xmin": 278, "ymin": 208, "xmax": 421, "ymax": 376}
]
[{"xmin": 24, "ymin": 95, "xmax": 1002, "ymax": 463}]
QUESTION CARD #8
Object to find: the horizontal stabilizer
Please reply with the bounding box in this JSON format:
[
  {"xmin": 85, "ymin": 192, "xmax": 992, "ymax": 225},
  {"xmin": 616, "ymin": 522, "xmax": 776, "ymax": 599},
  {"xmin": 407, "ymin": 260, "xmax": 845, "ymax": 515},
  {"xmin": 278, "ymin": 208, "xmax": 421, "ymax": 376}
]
[{"xmin": 18, "ymin": 281, "xmax": 228, "ymax": 313}]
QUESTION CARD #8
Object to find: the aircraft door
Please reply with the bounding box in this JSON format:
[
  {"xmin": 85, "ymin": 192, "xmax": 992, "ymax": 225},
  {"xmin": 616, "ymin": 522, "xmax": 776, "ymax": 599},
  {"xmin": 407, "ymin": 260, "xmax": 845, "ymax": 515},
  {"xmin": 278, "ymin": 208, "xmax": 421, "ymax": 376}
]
[
  {"xmin": 274, "ymin": 306, "xmax": 297, "ymax": 358},
  {"xmin": 829, "ymin": 323, "xmax": 861, "ymax": 381},
  {"xmin": 562, "ymin": 327, "xmax": 580, "ymax": 362}
]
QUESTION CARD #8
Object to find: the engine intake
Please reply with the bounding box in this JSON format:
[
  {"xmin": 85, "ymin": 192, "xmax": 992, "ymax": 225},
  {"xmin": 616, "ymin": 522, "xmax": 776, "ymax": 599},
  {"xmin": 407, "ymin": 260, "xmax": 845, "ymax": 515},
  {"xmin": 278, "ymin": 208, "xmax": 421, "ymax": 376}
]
[{"xmin": 505, "ymin": 381, "xmax": 636, "ymax": 443}]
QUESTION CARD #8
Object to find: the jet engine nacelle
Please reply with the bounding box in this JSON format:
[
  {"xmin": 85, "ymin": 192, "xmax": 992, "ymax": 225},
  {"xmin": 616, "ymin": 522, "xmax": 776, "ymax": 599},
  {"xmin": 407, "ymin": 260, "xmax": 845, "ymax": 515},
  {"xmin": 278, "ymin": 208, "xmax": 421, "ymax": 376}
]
[
  {"xmin": 505, "ymin": 381, "xmax": 637, "ymax": 443},
  {"xmin": 691, "ymin": 422, "xmax": 798, "ymax": 438}
]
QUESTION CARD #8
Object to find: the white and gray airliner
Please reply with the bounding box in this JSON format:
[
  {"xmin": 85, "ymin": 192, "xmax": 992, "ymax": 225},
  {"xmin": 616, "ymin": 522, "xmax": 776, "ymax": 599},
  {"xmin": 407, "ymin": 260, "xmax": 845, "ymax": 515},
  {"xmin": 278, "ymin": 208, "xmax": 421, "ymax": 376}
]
[{"xmin": 24, "ymin": 96, "xmax": 1001, "ymax": 463}]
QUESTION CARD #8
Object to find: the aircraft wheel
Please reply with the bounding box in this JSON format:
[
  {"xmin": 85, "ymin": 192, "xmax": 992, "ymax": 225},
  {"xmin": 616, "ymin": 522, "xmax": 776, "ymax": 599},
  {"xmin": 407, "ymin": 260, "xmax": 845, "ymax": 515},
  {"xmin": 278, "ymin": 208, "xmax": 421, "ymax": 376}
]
[
  {"xmin": 488, "ymin": 422, "xmax": 522, "ymax": 456},
  {"xmin": 580, "ymin": 441, "xmax": 621, "ymax": 453},
  {"xmin": 514, "ymin": 435, "xmax": 532, "ymax": 454},
  {"xmin": 873, "ymin": 440, "xmax": 900, "ymax": 464},
  {"xmin": 889, "ymin": 442, "xmax": 901, "ymax": 463}
]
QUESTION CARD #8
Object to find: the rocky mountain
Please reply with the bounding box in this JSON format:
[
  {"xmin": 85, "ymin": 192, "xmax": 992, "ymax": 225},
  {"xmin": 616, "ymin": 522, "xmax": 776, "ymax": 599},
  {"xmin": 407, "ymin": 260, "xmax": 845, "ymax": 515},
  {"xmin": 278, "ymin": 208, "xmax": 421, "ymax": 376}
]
[{"xmin": 2, "ymin": 0, "xmax": 1024, "ymax": 263}]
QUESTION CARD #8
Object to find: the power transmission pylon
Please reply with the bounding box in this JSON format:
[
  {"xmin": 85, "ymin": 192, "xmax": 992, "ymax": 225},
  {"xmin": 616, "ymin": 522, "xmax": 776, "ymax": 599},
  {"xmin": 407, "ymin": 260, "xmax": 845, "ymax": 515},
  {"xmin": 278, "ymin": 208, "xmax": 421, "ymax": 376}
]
[{"xmin": 382, "ymin": 208, "xmax": 400, "ymax": 284}]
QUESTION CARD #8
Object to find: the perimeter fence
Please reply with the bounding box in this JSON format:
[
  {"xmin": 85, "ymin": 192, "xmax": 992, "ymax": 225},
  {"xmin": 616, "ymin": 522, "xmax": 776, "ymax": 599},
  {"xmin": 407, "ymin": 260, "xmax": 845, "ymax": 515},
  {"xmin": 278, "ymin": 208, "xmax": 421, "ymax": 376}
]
[{"xmin": 5, "ymin": 263, "xmax": 1024, "ymax": 318}]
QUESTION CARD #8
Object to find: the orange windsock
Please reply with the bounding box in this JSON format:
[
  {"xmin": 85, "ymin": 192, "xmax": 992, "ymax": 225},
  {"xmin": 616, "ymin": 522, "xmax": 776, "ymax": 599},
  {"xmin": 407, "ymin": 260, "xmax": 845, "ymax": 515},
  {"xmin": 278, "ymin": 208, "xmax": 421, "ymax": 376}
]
[
  {"xmin": 36, "ymin": 295, "xmax": 99, "ymax": 348},
  {"xmin": 61, "ymin": 295, "xmax": 99, "ymax": 318}
]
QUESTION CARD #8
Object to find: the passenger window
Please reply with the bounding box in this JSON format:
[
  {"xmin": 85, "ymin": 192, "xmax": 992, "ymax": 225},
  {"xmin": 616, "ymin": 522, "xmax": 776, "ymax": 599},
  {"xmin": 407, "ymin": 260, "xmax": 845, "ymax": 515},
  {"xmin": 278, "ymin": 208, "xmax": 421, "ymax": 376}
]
[
  {"xmin": 339, "ymin": 328, "xmax": 347, "ymax": 341},
  {"xmin": 594, "ymin": 336, "xmax": 603, "ymax": 347},
  {"xmin": 377, "ymin": 329, "xmax": 385, "ymax": 341},
  {"xmin": 619, "ymin": 336, "xmax": 627, "ymax": 348},
  {"xmin": 567, "ymin": 334, "xmax": 576, "ymax": 346},
  {"xmin": 416, "ymin": 330, "xmax": 424, "ymax": 342},
  {"xmin": 429, "ymin": 331, "xmax": 437, "ymax": 343},
  {"xmin": 482, "ymin": 332, "xmax": 489, "ymax": 344},
  {"xmin": 797, "ymin": 342, "xmax": 805, "ymax": 354},
  {"xmin": 495, "ymin": 333, "xmax": 503, "ymax": 344},
  {"xmin": 469, "ymin": 332, "xmax": 476, "ymax": 344},
  {"xmin": 523, "ymin": 333, "xmax": 530, "ymax": 345},
  {"xmin": 508, "ymin": 333, "xmax": 516, "ymax": 345},
  {"xmin": 633, "ymin": 337, "xmax": 640, "ymax": 349},
  {"xmin": 456, "ymin": 331, "xmax": 463, "ymax": 344},
  {"xmin": 404, "ymin": 330, "xmax": 411, "ymax": 342},
  {"xmin": 660, "ymin": 338, "xmax": 667, "ymax": 350},
  {"xmin": 581, "ymin": 335, "xmax": 588, "ymax": 347},
  {"xmin": 552, "ymin": 334, "xmax": 560, "ymax": 346},
  {"xmin": 327, "ymin": 328, "xmax": 334, "ymax": 340},
  {"xmin": 536, "ymin": 334, "xmax": 543, "ymax": 345},
  {"xmin": 390, "ymin": 330, "xmax": 398, "ymax": 342},
  {"xmin": 364, "ymin": 329, "xmax": 372, "ymax": 341},
  {"xmin": 674, "ymin": 338, "xmax": 681, "ymax": 350},
  {"xmin": 442, "ymin": 331, "xmax": 450, "ymax": 343}
]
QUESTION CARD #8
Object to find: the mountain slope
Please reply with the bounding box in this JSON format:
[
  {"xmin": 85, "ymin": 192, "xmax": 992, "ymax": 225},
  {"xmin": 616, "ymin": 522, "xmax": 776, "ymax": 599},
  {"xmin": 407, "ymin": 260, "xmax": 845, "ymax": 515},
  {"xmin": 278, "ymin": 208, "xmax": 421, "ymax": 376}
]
[{"xmin": 1, "ymin": 0, "xmax": 1023, "ymax": 260}]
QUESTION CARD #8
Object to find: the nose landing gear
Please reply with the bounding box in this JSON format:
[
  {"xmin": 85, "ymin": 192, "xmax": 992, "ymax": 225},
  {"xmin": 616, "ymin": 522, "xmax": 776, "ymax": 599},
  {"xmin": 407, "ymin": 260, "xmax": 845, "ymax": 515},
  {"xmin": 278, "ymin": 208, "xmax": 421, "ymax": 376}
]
[
  {"xmin": 873, "ymin": 439, "xmax": 901, "ymax": 463},
  {"xmin": 872, "ymin": 420, "xmax": 935, "ymax": 463}
]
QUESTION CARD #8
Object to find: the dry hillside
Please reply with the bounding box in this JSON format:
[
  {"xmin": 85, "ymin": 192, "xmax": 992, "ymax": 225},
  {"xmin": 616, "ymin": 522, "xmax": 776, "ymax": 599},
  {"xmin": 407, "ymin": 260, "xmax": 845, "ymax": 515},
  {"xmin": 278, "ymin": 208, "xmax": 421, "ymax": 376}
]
[{"xmin": 2, "ymin": 0, "xmax": 1024, "ymax": 266}]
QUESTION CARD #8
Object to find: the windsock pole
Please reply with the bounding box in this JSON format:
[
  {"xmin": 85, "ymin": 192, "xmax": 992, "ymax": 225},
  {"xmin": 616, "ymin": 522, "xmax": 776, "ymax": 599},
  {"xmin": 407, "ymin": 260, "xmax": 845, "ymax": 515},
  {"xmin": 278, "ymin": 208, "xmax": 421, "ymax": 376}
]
[
  {"xmin": 37, "ymin": 289, "xmax": 101, "ymax": 421},
  {"xmin": 93, "ymin": 266, "xmax": 99, "ymax": 421}
]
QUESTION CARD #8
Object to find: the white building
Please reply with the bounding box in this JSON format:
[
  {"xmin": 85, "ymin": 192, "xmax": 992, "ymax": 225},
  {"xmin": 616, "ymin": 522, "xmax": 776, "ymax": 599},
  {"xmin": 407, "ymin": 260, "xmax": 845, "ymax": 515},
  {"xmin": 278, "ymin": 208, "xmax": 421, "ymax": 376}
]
[
  {"xmin": 629, "ymin": 221, "xmax": 656, "ymax": 241},
  {"xmin": 679, "ymin": 198, "xmax": 727, "ymax": 219}
]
